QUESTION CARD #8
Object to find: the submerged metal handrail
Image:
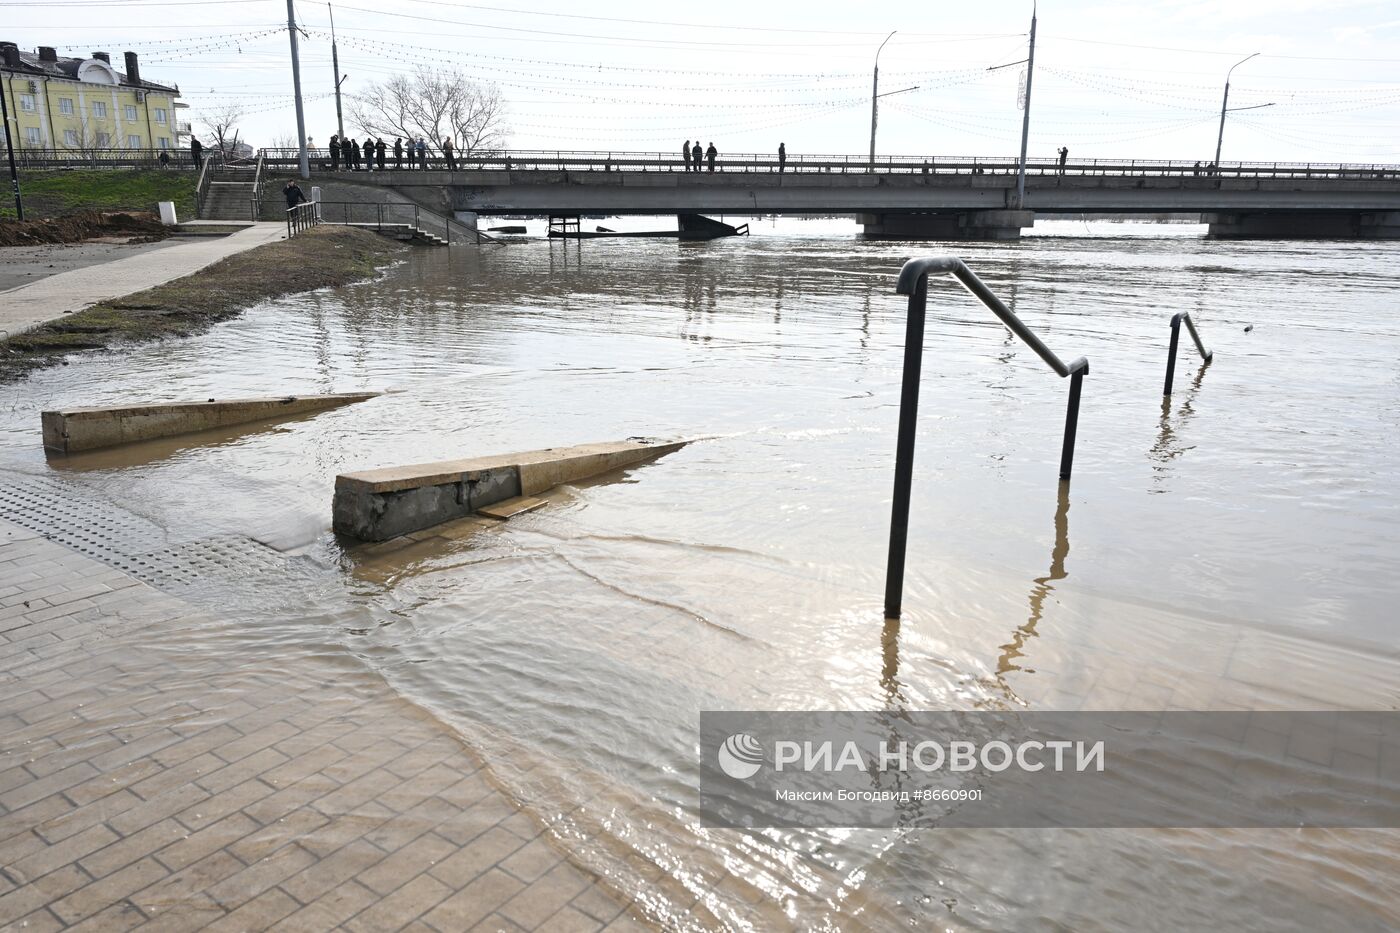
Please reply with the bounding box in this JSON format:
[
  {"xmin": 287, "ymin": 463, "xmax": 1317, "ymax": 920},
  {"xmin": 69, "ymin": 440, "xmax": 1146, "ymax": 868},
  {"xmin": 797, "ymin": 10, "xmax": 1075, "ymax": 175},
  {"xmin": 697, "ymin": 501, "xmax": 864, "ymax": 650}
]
[
  {"xmin": 1162, "ymin": 312, "xmax": 1212, "ymax": 396},
  {"xmin": 885, "ymin": 257, "xmax": 1090, "ymax": 619}
]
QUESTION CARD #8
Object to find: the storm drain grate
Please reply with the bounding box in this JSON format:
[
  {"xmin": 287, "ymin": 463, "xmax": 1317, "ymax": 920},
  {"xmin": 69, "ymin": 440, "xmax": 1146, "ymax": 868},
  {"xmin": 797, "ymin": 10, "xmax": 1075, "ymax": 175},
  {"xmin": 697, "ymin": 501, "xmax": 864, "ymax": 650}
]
[{"xmin": 0, "ymin": 479, "xmax": 288, "ymax": 593}]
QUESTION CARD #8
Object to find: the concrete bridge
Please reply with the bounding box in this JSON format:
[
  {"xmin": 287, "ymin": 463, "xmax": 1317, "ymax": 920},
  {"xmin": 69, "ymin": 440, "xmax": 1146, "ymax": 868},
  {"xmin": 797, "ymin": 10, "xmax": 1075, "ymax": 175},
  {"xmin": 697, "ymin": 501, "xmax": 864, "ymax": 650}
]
[{"xmin": 264, "ymin": 150, "xmax": 1400, "ymax": 240}]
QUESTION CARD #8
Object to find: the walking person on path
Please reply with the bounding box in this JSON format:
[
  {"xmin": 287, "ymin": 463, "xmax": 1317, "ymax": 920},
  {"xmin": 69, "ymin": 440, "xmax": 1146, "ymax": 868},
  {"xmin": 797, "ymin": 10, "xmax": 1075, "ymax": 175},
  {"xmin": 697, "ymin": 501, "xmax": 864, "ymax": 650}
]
[
  {"xmin": 691, "ymin": 141, "xmax": 703, "ymax": 173},
  {"xmin": 394, "ymin": 138, "xmax": 403, "ymax": 169},
  {"xmin": 682, "ymin": 140, "xmax": 691, "ymax": 172},
  {"xmin": 443, "ymin": 137, "xmax": 456, "ymax": 171},
  {"xmin": 282, "ymin": 179, "xmax": 307, "ymax": 209},
  {"xmin": 190, "ymin": 137, "xmax": 203, "ymax": 169},
  {"xmin": 778, "ymin": 142, "xmax": 786, "ymax": 174},
  {"xmin": 706, "ymin": 142, "xmax": 717, "ymax": 173},
  {"xmin": 329, "ymin": 134, "xmax": 340, "ymax": 171}
]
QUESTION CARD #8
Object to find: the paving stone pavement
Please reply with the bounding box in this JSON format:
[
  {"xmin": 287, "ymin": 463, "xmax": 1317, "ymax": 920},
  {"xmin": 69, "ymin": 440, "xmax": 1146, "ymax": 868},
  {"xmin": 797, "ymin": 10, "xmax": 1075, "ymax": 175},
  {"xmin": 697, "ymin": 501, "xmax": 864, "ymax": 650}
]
[{"xmin": 0, "ymin": 519, "xmax": 651, "ymax": 932}]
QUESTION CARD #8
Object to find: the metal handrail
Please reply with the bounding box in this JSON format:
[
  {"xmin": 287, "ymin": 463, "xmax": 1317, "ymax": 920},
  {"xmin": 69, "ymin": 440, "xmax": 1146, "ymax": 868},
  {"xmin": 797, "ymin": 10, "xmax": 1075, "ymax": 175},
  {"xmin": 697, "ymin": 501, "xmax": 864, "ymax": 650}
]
[
  {"xmin": 249, "ymin": 152, "xmax": 265, "ymax": 222},
  {"xmin": 286, "ymin": 201, "xmax": 320, "ymax": 237},
  {"xmin": 1163, "ymin": 312, "xmax": 1213, "ymax": 396},
  {"xmin": 885, "ymin": 257, "xmax": 1090, "ymax": 619},
  {"xmin": 194, "ymin": 154, "xmax": 212, "ymax": 218}
]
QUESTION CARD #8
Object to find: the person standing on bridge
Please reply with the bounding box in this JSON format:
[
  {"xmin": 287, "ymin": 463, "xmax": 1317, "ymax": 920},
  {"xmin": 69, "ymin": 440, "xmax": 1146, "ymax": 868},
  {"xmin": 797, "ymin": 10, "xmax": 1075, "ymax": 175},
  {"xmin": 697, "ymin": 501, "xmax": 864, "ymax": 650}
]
[
  {"xmin": 416, "ymin": 137, "xmax": 428, "ymax": 170},
  {"xmin": 682, "ymin": 140, "xmax": 691, "ymax": 172},
  {"xmin": 376, "ymin": 138, "xmax": 387, "ymax": 171},
  {"xmin": 706, "ymin": 142, "xmax": 718, "ymax": 173},
  {"xmin": 1057, "ymin": 146, "xmax": 1068, "ymax": 175},
  {"xmin": 443, "ymin": 136, "xmax": 457, "ymax": 171},
  {"xmin": 329, "ymin": 134, "xmax": 340, "ymax": 171},
  {"xmin": 778, "ymin": 142, "xmax": 786, "ymax": 174},
  {"xmin": 394, "ymin": 138, "xmax": 403, "ymax": 169},
  {"xmin": 691, "ymin": 141, "xmax": 703, "ymax": 174}
]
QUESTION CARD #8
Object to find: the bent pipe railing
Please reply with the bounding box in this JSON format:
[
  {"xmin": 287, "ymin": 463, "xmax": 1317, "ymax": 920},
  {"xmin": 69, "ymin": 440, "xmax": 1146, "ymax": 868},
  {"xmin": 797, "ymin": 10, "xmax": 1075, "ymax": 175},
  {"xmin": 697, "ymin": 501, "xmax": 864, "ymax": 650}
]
[
  {"xmin": 286, "ymin": 202, "xmax": 320, "ymax": 237},
  {"xmin": 885, "ymin": 257, "xmax": 1090, "ymax": 619},
  {"xmin": 1163, "ymin": 312, "xmax": 1213, "ymax": 396}
]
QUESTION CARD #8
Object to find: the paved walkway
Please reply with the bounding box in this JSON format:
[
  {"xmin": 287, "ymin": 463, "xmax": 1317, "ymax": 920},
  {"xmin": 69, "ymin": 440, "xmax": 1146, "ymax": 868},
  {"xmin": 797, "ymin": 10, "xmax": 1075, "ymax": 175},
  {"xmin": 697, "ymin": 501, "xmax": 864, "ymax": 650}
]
[
  {"xmin": 0, "ymin": 224, "xmax": 286, "ymax": 338},
  {"xmin": 0, "ymin": 518, "xmax": 648, "ymax": 932}
]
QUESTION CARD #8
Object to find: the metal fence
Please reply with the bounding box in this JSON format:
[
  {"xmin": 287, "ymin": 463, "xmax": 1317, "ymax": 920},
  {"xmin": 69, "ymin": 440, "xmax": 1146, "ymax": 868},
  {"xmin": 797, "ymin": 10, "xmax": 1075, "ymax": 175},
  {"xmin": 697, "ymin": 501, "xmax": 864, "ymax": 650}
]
[
  {"xmin": 12, "ymin": 148, "xmax": 201, "ymax": 170},
  {"xmin": 257, "ymin": 148, "xmax": 1400, "ymax": 181}
]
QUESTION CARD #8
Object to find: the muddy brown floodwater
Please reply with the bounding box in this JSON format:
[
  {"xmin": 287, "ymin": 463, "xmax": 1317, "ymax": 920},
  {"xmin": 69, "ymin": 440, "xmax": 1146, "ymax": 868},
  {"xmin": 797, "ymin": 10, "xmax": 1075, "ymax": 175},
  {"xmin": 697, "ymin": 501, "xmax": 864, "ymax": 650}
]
[{"xmin": 2, "ymin": 218, "xmax": 1399, "ymax": 930}]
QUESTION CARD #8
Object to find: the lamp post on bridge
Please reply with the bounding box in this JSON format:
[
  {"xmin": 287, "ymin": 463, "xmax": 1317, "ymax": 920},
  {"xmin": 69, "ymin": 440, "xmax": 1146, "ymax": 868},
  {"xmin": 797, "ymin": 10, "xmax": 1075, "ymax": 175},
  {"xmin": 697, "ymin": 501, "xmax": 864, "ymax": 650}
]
[
  {"xmin": 868, "ymin": 32, "xmax": 919, "ymax": 171},
  {"xmin": 1214, "ymin": 52, "xmax": 1273, "ymax": 169}
]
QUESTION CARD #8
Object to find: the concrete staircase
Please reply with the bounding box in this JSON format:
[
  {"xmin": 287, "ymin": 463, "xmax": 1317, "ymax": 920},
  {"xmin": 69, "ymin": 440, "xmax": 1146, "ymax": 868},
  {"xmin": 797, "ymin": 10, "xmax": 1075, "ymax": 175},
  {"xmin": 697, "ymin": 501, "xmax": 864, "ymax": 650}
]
[{"xmin": 200, "ymin": 180, "xmax": 258, "ymax": 221}]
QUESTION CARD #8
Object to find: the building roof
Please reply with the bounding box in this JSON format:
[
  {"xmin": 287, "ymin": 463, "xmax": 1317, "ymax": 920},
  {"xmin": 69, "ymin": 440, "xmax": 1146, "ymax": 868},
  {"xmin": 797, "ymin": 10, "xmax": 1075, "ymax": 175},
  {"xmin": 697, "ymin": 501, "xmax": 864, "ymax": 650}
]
[{"xmin": 0, "ymin": 48, "xmax": 179, "ymax": 94}]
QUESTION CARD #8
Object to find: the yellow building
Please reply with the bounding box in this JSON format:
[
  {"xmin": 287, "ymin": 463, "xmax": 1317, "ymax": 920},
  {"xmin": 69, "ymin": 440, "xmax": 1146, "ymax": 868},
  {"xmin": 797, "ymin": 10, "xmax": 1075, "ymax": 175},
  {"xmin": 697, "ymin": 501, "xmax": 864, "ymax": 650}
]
[{"xmin": 1, "ymin": 43, "xmax": 185, "ymax": 153}]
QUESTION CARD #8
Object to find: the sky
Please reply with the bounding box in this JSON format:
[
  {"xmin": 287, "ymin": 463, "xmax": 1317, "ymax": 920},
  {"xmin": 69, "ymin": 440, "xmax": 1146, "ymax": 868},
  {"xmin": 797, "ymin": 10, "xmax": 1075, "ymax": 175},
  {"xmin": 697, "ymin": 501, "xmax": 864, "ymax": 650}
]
[{"xmin": 3, "ymin": 0, "xmax": 1399, "ymax": 164}]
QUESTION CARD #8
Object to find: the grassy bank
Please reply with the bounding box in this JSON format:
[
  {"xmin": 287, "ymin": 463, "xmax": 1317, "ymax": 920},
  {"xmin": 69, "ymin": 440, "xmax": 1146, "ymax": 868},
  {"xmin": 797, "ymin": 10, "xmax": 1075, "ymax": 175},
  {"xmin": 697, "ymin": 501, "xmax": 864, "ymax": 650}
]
[
  {"xmin": 0, "ymin": 170, "xmax": 197, "ymax": 220},
  {"xmin": 1, "ymin": 226, "xmax": 403, "ymax": 382}
]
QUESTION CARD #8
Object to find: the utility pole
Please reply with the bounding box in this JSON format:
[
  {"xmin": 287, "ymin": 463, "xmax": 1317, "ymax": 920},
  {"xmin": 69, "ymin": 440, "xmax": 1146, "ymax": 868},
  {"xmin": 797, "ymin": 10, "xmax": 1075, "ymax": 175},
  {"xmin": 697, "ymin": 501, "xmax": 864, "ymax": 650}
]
[
  {"xmin": 869, "ymin": 31, "xmax": 895, "ymax": 170},
  {"xmin": 0, "ymin": 72, "xmax": 22, "ymax": 220},
  {"xmin": 286, "ymin": 0, "xmax": 310, "ymax": 179},
  {"xmin": 329, "ymin": 3, "xmax": 345, "ymax": 141},
  {"xmin": 987, "ymin": 5, "xmax": 1037, "ymax": 209},
  {"xmin": 1014, "ymin": 4, "xmax": 1037, "ymax": 210},
  {"xmin": 1215, "ymin": 52, "xmax": 1268, "ymax": 168}
]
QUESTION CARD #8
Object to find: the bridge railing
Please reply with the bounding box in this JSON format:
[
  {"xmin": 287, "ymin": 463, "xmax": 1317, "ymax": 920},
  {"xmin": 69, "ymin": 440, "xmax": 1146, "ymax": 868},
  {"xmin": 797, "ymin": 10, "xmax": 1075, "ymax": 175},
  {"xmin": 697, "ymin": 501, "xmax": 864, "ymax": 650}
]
[
  {"xmin": 885, "ymin": 257, "xmax": 1090, "ymax": 619},
  {"xmin": 256, "ymin": 147, "xmax": 1400, "ymax": 181}
]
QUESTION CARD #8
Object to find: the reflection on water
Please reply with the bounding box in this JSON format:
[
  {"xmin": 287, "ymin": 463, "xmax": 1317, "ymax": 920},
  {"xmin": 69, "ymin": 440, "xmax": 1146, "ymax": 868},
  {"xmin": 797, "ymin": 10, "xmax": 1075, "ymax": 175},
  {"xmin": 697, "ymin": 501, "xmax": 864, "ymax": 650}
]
[
  {"xmin": 2, "ymin": 219, "xmax": 1400, "ymax": 929},
  {"xmin": 999, "ymin": 480, "xmax": 1071, "ymax": 678}
]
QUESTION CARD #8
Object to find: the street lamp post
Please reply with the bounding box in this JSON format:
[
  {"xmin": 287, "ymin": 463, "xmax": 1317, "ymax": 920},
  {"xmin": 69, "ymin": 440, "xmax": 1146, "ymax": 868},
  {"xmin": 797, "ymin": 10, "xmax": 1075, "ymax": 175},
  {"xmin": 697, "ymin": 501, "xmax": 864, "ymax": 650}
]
[
  {"xmin": 286, "ymin": 0, "xmax": 310, "ymax": 179},
  {"xmin": 869, "ymin": 30, "xmax": 896, "ymax": 169},
  {"xmin": 1214, "ymin": 52, "xmax": 1259, "ymax": 168},
  {"xmin": 329, "ymin": 2, "xmax": 345, "ymax": 141}
]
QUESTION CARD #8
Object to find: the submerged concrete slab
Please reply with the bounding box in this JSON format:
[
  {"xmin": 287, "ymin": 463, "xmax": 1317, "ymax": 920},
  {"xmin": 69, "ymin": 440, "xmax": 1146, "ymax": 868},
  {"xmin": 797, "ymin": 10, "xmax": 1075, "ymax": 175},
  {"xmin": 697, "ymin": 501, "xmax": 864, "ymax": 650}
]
[
  {"xmin": 477, "ymin": 496, "xmax": 548, "ymax": 519},
  {"xmin": 42, "ymin": 392, "xmax": 379, "ymax": 454},
  {"xmin": 333, "ymin": 438, "xmax": 688, "ymax": 541}
]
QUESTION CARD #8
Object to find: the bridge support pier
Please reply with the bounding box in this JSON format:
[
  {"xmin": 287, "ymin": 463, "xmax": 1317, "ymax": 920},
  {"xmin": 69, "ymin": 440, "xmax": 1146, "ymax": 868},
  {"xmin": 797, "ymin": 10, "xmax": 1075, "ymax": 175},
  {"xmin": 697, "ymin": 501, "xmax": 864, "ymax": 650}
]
[
  {"xmin": 858, "ymin": 210, "xmax": 1034, "ymax": 241},
  {"xmin": 452, "ymin": 211, "xmax": 479, "ymax": 234},
  {"xmin": 1204, "ymin": 211, "xmax": 1400, "ymax": 240}
]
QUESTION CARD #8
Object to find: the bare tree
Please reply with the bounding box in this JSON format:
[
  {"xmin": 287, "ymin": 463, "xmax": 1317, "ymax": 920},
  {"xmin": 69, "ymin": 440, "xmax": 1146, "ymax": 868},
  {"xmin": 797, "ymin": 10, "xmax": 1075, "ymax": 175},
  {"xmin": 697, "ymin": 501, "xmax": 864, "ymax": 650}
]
[
  {"xmin": 349, "ymin": 67, "xmax": 507, "ymax": 156},
  {"xmin": 198, "ymin": 102, "xmax": 245, "ymax": 156}
]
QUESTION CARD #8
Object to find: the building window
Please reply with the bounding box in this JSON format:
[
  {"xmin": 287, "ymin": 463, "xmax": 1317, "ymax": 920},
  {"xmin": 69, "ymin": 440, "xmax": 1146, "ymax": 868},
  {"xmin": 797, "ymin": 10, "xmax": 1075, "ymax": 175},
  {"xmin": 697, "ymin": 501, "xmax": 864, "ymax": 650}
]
[
  {"xmin": 125, "ymin": 105, "xmax": 138, "ymax": 121},
  {"xmin": 65, "ymin": 129, "xmax": 79, "ymax": 146},
  {"xmin": 26, "ymin": 127, "xmax": 42, "ymax": 145},
  {"xmin": 154, "ymin": 108, "xmax": 167, "ymax": 124},
  {"xmin": 93, "ymin": 100, "xmax": 108, "ymax": 118},
  {"xmin": 158, "ymin": 137, "xmax": 169, "ymax": 149},
  {"xmin": 59, "ymin": 98, "xmax": 74, "ymax": 114},
  {"xmin": 19, "ymin": 94, "xmax": 36, "ymax": 112},
  {"xmin": 96, "ymin": 132, "xmax": 111, "ymax": 147},
  {"xmin": 127, "ymin": 134, "xmax": 141, "ymax": 149}
]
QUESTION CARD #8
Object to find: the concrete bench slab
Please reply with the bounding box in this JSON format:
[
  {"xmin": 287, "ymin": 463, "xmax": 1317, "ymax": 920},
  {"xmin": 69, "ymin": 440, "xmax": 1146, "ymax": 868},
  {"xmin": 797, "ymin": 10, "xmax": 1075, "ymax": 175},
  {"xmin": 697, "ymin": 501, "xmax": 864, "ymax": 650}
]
[
  {"xmin": 333, "ymin": 438, "xmax": 687, "ymax": 541},
  {"xmin": 42, "ymin": 392, "xmax": 379, "ymax": 455}
]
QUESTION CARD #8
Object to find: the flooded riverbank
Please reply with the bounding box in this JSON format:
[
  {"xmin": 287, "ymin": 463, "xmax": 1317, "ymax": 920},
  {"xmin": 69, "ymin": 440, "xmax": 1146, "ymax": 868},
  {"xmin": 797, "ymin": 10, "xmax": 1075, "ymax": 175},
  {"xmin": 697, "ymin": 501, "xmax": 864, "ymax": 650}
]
[{"xmin": 3, "ymin": 218, "xmax": 1398, "ymax": 929}]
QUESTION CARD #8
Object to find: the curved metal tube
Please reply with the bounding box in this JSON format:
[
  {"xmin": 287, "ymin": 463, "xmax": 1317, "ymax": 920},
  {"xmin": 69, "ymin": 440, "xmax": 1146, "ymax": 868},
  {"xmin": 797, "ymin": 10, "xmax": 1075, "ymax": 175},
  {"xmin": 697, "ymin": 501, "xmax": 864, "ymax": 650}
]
[
  {"xmin": 897, "ymin": 256, "xmax": 1085, "ymax": 378},
  {"xmin": 885, "ymin": 256, "xmax": 1090, "ymax": 618}
]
